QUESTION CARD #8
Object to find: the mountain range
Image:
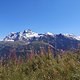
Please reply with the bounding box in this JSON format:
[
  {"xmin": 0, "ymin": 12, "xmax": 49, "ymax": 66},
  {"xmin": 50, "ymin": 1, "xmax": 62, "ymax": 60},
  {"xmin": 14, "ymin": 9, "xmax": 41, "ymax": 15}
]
[
  {"xmin": 0, "ymin": 29, "xmax": 80, "ymax": 59},
  {"xmin": 3, "ymin": 29, "xmax": 80, "ymax": 41},
  {"xmin": 2, "ymin": 29, "xmax": 80, "ymax": 50}
]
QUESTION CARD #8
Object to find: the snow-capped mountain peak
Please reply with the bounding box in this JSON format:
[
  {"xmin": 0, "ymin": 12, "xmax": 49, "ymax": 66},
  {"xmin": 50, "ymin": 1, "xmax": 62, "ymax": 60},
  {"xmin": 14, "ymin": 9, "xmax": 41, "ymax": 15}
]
[
  {"xmin": 23, "ymin": 29, "xmax": 39, "ymax": 38},
  {"xmin": 23, "ymin": 29, "xmax": 32, "ymax": 34},
  {"xmin": 4, "ymin": 29, "xmax": 39, "ymax": 41},
  {"xmin": 46, "ymin": 32, "xmax": 54, "ymax": 35},
  {"xmin": 64, "ymin": 34, "xmax": 80, "ymax": 40}
]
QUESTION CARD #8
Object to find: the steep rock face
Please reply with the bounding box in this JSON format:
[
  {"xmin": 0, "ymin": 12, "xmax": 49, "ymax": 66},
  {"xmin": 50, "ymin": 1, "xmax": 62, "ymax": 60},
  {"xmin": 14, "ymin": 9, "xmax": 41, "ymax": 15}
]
[{"xmin": 3, "ymin": 29, "xmax": 80, "ymax": 50}]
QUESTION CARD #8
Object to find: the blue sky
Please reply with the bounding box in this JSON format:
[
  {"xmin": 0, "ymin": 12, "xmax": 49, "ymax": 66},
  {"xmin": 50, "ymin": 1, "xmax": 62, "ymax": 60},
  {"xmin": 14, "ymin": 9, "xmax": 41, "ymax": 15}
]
[{"xmin": 0, "ymin": 0, "xmax": 80, "ymax": 39}]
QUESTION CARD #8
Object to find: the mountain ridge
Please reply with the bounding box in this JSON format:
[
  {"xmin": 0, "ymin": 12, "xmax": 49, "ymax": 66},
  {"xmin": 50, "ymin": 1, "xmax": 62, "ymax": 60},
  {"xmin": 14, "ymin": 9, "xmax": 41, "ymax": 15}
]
[
  {"xmin": 3, "ymin": 29, "xmax": 80, "ymax": 41},
  {"xmin": 1, "ymin": 29, "xmax": 80, "ymax": 51}
]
